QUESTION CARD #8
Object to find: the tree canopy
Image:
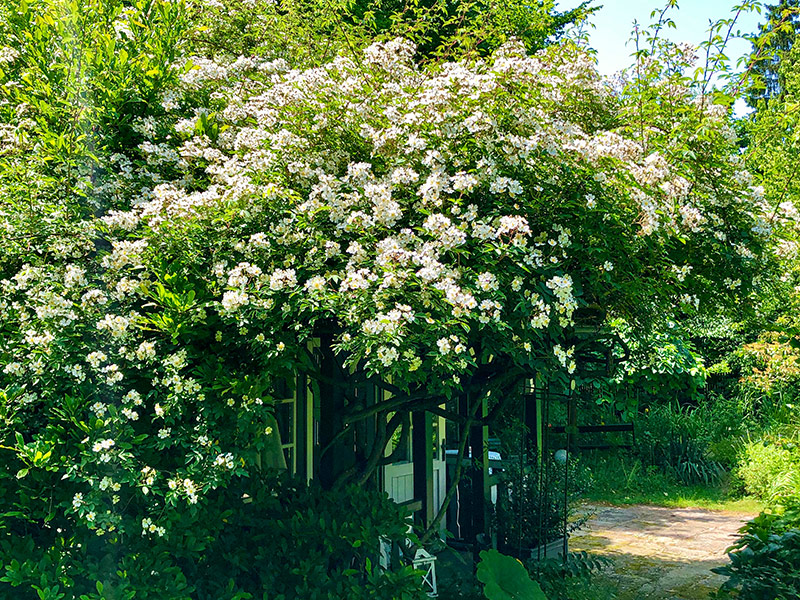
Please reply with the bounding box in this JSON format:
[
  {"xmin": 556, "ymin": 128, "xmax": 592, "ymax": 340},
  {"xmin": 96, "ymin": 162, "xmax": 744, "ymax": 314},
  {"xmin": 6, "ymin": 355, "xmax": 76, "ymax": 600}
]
[{"xmin": 746, "ymin": 0, "xmax": 800, "ymax": 107}]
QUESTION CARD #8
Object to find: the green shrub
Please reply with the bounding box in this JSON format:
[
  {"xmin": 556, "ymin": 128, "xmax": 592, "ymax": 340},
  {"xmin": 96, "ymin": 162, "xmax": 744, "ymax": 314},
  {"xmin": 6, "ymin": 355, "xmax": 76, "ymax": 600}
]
[
  {"xmin": 0, "ymin": 473, "xmax": 428, "ymax": 599},
  {"xmin": 636, "ymin": 403, "xmax": 726, "ymax": 485},
  {"xmin": 736, "ymin": 438, "xmax": 800, "ymax": 501},
  {"xmin": 187, "ymin": 0, "xmax": 592, "ymax": 67},
  {"xmin": 714, "ymin": 506, "xmax": 800, "ymax": 600},
  {"xmin": 493, "ymin": 456, "xmax": 587, "ymax": 554},
  {"xmin": 530, "ymin": 552, "xmax": 611, "ymax": 600},
  {"xmin": 0, "ymin": 1, "xmax": 779, "ymax": 599}
]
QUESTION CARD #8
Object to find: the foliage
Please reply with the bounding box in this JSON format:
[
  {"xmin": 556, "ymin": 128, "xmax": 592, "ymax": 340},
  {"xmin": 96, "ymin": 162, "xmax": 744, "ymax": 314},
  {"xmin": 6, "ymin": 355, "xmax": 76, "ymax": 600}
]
[
  {"xmin": 746, "ymin": 0, "xmax": 800, "ymax": 107},
  {"xmin": 0, "ymin": 0, "xmax": 783, "ymax": 597},
  {"xmin": 186, "ymin": 0, "xmax": 593, "ymax": 66},
  {"xmin": 574, "ymin": 395, "xmax": 737, "ymax": 506},
  {"xmin": 0, "ymin": 0, "xmax": 189, "ymax": 271},
  {"xmin": 635, "ymin": 402, "xmax": 727, "ymax": 484},
  {"xmin": 596, "ymin": 322, "xmax": 709, "ymax": 418},
  {"xmin": 733, "ymin": 331, "xmax": 800, "ymax": 421},
  {"xmin": 476, "ymin": 549, "xmax": 547, "ymax": 600},
  {"xmin": 715, "ymin": 530, "xmax": 800, "ymax": 599},
  {"xmin": 0, "ymin": 0, "xmax": 767, "ymax": 515},
  {"xmin": 529, "ymin": 552, "xmax": 610, "ymax": 600},
  {"xmin": 711, "ymin": 0, "xmax": 800, "ymax": 526},
  {"xmin": 736, "ymin": 436, "xmax": 800, "ymax": 501},
  {"xmin": 739, "ymin": 1, "xmax": 800, "ymax": 338},
  {"xmin": 460, "ymin": 549, "xmax": 610, "ymax": 600},
  {"xmin": 579, "ymin": 451, "xmax": 765, "ymax": 511},
  {"xmin": 353, "ymin": 0, "xmax": 593, "ymax": 62},
  {"xmin": 494, "ymin": 454, "xmax": 586, "ymax": 553},
  {"xmin": 0, "ymin": 0, "xmax": 430, "ymax": 596},
  {"xmin": 0, "ymin": 473, "xmax": 428, "ymax": 599},
  {"xmin": 0, "ymin": 0, "xmax": 188, "ymax": 169},
  {"xmin": 713, "ymin": 505, "xmax": 800, "ymax": 600}
]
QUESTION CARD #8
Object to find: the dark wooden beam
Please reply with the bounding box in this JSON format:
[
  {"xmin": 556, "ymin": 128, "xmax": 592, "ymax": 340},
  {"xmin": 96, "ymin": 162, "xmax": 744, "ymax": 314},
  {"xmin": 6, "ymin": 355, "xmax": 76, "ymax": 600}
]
[
  {"xmin": 296, "ymin": 373, "xmax": 309, "ymax": 481},
  {"xmin": 317, "ymin": 333, "xmax": 355, "ymax": 488},
  {"xmin": 469, "ymin": 396, "xmax": 490, "ymax": 543},
  {"xmin": 523, "ymin": 388, "xmax": 541, "ymax": 461},
  {"xmin": 567, "ymin": 390, "xmax": 577, "ymax": 453},
  {"xmin": 364, "ymin": 383, "xmax": 379, "ymax": 491},
  {"xmin": 412, "ymin": 410, "xmax": 434, "ymax": 528}
]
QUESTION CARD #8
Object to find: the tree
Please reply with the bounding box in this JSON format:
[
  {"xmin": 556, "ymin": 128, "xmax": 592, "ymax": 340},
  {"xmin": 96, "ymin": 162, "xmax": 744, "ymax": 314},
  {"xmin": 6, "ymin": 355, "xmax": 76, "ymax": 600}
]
[
  {"xmin": 746, "ymin": 0, "xmax": 800, "ymax": 107},
  {"xmin": 737, "ymin": 0, "xmax": 800, "ymax": 340}
]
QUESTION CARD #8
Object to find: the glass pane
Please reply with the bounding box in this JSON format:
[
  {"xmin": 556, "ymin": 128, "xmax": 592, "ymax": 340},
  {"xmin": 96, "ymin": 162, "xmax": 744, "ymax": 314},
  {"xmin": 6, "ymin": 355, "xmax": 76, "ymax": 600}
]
[
  {"xmin": 283, "ymin": 446, "xmax": 294, "ymax": 472},
  {"xmin": 276, "ymin": 401, "xmax": 294, "ymax": 445},
  {"xmin": 388, "ymin": 414, "xmax": 410, "ymax": 463},
  {"xmin": 274, "ymin": 377, "xmax": 294, "ymax": 400},
  {"xmin": 432, "ymin": 417, "xmax": 440, "ymax": 458}
]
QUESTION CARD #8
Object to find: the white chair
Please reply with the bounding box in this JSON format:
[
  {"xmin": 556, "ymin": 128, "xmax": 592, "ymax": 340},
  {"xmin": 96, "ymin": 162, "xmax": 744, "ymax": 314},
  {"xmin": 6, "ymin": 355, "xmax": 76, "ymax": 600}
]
[{"xmin": 412, "ymin": 548, "xmax": 438, "ymax": 597}]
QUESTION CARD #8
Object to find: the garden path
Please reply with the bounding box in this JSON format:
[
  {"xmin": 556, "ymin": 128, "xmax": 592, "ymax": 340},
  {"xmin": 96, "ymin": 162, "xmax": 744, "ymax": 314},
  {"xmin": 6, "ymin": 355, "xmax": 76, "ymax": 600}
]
[{"xmin": 570, "ymin": 504, "xmax": 755, "ymax": 600}]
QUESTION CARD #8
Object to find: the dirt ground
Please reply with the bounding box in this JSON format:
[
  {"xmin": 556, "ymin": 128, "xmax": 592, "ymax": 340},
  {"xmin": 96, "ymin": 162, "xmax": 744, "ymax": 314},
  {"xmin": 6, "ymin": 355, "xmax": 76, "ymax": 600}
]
[{"xmin": 570, "ymin": 504, "xmax": 755, "ymax": 600}]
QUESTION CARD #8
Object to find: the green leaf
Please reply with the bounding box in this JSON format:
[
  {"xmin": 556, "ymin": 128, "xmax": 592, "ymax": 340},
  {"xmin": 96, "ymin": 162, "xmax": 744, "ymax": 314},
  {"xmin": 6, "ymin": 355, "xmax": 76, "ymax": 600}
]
[{"xmin": 476, "ymin": 550, "xmax": 547, "ymax": 600}]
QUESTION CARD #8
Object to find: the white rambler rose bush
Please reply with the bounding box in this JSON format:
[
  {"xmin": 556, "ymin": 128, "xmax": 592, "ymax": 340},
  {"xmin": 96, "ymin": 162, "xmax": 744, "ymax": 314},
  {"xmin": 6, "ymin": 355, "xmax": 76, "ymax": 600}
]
[
  {"xmin": 0, "ymin": 35, "xmax": 769, "ymax": 549},
  {"xmin": 132, "ymin": 37, "xmax": 764, "ymax": 387}
]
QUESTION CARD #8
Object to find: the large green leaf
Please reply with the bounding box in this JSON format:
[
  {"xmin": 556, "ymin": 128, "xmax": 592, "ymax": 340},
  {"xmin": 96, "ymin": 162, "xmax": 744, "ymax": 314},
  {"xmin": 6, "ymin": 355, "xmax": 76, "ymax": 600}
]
[{"xmin": 476, "ymin": 550, "xmax": 547, "ymax": 600}]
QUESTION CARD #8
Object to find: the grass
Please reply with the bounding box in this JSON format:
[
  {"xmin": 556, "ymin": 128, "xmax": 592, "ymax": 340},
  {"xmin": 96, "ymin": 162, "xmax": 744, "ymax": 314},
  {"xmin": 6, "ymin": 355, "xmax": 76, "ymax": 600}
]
[
  {"xmin": 582, "ymin": 485, "xmax": 764, "ymax": 513},
  {"xmin": 577, "ymin": 454, "xmax": 765, "ymax": 514}
]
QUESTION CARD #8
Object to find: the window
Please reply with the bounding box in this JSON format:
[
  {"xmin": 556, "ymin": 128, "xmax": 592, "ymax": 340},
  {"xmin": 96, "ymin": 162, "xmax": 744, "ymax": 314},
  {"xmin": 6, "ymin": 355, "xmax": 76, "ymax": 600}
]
[
  {"xmin": 386, "ymin": 411, "xmax": 411, "ymax": 463},
  {"xmin": 274, "ymin": 377, "xmax": 296, "ymax": 474},
  {"xmin": 276, "ymin": 398, "xmax": 295, "ymax": 473}
]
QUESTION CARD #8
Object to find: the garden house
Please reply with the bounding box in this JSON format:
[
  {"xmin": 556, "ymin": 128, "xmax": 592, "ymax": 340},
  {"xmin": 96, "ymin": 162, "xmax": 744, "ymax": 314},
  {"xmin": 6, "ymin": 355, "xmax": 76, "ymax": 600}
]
[{"xmin": 270, "ymin": 325, "xmax": 625, "ymax": 554}]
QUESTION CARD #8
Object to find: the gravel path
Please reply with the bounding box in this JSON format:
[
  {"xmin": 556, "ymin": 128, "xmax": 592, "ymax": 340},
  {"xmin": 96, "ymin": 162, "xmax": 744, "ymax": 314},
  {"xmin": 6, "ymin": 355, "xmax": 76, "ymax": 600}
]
[{"xmin": 570, "ymin": 504, "xmax": 755, "ymax": 600}]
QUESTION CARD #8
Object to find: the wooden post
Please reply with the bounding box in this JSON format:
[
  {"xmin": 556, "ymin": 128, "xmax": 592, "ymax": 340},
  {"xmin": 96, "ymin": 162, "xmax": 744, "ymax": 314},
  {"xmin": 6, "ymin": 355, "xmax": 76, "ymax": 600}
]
[
  {"xmin": 316, "ymin": 332, "xmax": 355, "ymax": 489},
  {"xmin": 567, "ymin": 388, "xmax": 578, "ymax": 452},
  {"xmin": 469, "ymin": 395, "xmax": 490, "ymax": 543},
  {"xmin": 364, "ymin": 383, "xmax": 380, "ymax": 491},
  {"xmin": 412, "ymin": 410, "xmax": 434, "ymax": 528},
  {"xmin": 524, "ymin": 378, "xmax": 542, "ymax": 464},
  {"xmin": 295, "ymin": 373, "xmax": 309, "ymax": 481}
]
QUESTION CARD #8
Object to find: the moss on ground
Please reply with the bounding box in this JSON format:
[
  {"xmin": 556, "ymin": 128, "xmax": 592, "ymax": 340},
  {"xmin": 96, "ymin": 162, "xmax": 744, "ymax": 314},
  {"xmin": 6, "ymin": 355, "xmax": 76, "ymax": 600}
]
[{"xmin": 570, "ymin": 504, "xmax": 749, "ymax": 600}]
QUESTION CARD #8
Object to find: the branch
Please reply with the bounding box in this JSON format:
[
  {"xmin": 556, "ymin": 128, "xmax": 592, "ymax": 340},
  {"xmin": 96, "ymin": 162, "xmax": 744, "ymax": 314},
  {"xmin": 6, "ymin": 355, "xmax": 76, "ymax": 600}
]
[
  {"xmin": 369, "ymin": 411, "xmax": 405, "ymax": 469},
  {"xmin": 319, "ymin": 423, "xmax": 352, "ymax": 459},
  {"xmin": 702, "ymin": 8, "xmax": 745, "ymax": 97},
  {"xmin": 480, "ymin": 380, "xmax": 521, "ymax": 426},
  {"xmin": 427, "ymin": 404, "xmax": 466, "ymax": 424},
  {"xmin": 356, "ymin": 411, "xmax": 394, "ymax": 487},
  {"xmin": 342, "ymin": 390, "xmax": 438, "ymax": 424},
  {"xmin": 370, "ymin": 376, "xmax": 407, "ymax": 398},
  {"xmin": 303, "ymin": 358, "xmax": 376, "ymax": 392},
  {"xmin": 649, "ymin": 1, "xmax": 676, "ymax": 55}
]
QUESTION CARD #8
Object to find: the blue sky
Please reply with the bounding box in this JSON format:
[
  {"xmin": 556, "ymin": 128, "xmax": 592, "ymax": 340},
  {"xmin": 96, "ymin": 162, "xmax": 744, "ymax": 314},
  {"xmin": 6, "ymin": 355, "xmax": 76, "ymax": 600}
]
[{"xmin": 558, "ymin": 0, "xmax": 764, "ymax": 75}]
